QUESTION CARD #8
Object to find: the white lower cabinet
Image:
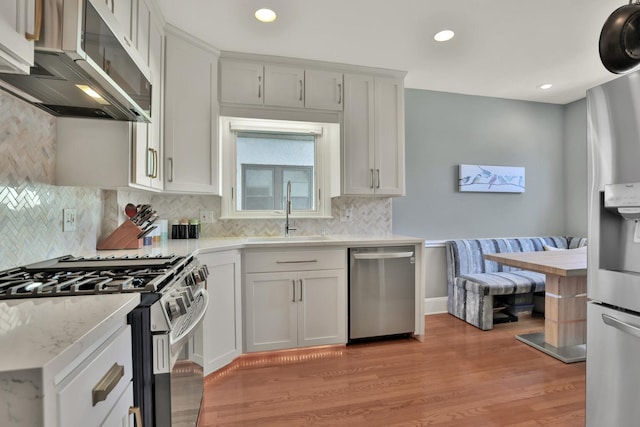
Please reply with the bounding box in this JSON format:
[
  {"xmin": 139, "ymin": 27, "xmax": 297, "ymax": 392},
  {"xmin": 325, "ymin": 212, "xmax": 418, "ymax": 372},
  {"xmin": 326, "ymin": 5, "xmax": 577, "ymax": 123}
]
[
  {"xmin": 193, "ymin": 250, "xmax": 242, "ymax": 375},
  {"xmin": 56, "ymin": 325, "xmax": 133, "ymax": 427},
  {"xmin": 244, "ymin": 249, "xmax": 346, "ymax": 352}
]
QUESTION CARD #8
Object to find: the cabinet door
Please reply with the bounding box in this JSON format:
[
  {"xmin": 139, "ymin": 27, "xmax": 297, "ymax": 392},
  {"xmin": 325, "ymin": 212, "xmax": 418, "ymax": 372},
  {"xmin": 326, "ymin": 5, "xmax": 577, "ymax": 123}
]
[
  {"xmin": 164, "ymin": 29, "xmax": 220, "ymax": 193},
  {"xmin": 245, "ymin": 272, "xmax": 298, "ymax": 352},
  {"xmin": 0, "ymin": 0, "xmax": 35, "ymax": 74},
  {"xmin": 198, "ymin": 251, "xmax": 242, "ymax": 375},
  {"xmin": 111, "ymin": 0, "xmax": 134, "ymax": 43},
  {"xmin": 264, "ymin": 65, "xmax": 305, "ymax": 108},
  {"xmin": 135, "ymin": 0, "xmax": 150, "ymax": 66},
  {"xmin": 147, "ymin": 14, "xmax": 163, "ymax": 190},
  {"xmin": 305, "ymin": 70, "xmax": 343, "ymax": 111},
  {"xmin": 343, "ymin": 74, "xmax": 375, "ymax": 195},
  {"xmin": 298, "ymin": 269, "xmax": 346, "ymax": 347},
  {"xmin": 220, "ymin": 60, "xmax": 264, "ymax": 105},
  {"xmin": 374, "ymin": 77, "xmax": 405, "ymax": 196}
]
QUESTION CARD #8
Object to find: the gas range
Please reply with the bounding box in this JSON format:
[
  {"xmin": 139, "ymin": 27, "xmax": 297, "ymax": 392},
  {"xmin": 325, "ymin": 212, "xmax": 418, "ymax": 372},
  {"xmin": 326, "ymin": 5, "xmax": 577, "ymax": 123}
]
[
  {"xmin": 0, "ymin": 253, "xmax": 209, "ymax": 427},
  {"xmin": 0, "ymin": 254, "xmax": 194, "ymax": 299}
]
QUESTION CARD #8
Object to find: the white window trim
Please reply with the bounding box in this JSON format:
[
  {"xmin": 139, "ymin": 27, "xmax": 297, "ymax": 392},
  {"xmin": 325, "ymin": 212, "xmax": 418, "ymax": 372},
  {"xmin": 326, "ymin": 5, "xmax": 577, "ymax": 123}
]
[{"xmin": 220, "ymin": 116, "xmax": 340, "ymax": 219}]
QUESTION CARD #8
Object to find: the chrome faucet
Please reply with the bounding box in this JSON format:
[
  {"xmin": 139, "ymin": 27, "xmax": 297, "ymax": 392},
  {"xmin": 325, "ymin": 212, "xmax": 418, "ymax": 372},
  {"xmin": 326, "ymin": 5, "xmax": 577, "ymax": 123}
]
[{"xmin": 285, "ymin": 180, "xmax": 296, "ymax": 237}]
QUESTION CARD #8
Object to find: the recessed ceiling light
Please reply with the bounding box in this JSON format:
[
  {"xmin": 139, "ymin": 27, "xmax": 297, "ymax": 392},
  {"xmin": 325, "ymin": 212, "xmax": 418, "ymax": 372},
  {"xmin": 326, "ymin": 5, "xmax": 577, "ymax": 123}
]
[
  {"xmin": 538, "ymin": 83, "xmax": 553, "ymax": 90},
  {"xmin": 434, "ymin": 30, "xmax": 455, "ymax": 42},
  {"xmin": 255, "ymin": 8, "xmax": 277, "ymax": 23}
]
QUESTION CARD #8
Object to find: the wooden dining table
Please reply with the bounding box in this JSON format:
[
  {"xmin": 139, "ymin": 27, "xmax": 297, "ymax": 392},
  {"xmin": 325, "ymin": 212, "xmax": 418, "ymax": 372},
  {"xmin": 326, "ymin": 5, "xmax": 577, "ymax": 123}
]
[{"xmin": 483, "ymin": 249, "xmax": 587, "ymax": 363}]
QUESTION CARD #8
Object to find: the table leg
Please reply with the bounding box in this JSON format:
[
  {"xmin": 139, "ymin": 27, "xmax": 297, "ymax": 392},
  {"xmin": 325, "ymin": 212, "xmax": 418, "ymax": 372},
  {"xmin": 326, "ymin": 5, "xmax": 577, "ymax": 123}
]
[
  {"xmin": 515, "ymin": 274, "xmax": 587, "ymax": 363},
  {"xmin": 544, "ymin": 275, "xmax": 587, "ymax": 347}
]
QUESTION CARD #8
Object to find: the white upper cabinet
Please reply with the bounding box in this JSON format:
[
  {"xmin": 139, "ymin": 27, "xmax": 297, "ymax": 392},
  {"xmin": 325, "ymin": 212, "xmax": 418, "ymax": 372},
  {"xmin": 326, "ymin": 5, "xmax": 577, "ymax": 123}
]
[
  {"xmin": 305, "ymin": 69, "xmax": 343, "ymax": 111},
  {"xmin": 109, "ymin": 0, "xmax": 134, "ymax": 42},
  {"xmin": 131, "ymin": 0, "xmax": 162, "ymax": 190},
  {"xmin": 56, "ymin": 0, "xmax": 164, "ymax": 192},
  {"xmin": 264, "ymin": 64, "xmax": 305, "ymax": 108},
  {"xmin": 163, "ymin": 26, "xmax": 220, "ymax": 194},
  {"xmin": 220, "ymin": 58, "xmax": 344, "ymax": 111},
  {"xmin": 343, "ymin": 74, "xmax": 405, "ymax": 196},
  {"xmin": 220, "ymin": 60, "xmax": 263, "ymax": 105},
  {"xmin": 0, "ymin": 0, "xmax": 36, "ymax": 74}
]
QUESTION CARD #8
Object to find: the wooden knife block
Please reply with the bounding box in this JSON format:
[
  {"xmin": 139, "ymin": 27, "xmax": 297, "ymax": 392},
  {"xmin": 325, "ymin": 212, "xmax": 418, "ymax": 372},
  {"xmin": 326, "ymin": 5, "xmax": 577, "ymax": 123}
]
[{"xmin": 97, "ymin": 220, "xmax": 143, "ymax": 250}]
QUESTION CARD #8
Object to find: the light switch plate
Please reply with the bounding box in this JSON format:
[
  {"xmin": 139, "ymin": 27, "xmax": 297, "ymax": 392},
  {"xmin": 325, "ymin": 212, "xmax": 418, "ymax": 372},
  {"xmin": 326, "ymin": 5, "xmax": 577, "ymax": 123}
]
[{"xmin": 63, "ymin": 209, "xmax": 76, "ymax": 232}]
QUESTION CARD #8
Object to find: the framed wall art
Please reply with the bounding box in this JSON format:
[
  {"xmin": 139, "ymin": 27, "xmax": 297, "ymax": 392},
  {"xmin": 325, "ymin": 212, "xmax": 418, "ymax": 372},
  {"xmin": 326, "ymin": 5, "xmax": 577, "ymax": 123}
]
[{"xmin": 458, "ymin": 164, "xmax": 525, "ymax": 193}]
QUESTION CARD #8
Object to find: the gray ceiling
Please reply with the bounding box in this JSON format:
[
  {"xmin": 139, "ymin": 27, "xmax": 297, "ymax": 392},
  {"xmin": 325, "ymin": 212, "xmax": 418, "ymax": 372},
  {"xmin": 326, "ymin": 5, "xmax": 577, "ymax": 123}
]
[{"xmin": 155, "ymin": 0, "xmax": 628, "ymax": 105}]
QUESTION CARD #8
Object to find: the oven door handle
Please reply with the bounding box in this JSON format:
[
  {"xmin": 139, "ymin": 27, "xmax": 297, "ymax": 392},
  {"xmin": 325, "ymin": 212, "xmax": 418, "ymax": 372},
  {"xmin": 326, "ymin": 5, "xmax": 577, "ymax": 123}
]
[{"xmin": 170, "ymin": 289, "xmax": 209, "ymax": 356}]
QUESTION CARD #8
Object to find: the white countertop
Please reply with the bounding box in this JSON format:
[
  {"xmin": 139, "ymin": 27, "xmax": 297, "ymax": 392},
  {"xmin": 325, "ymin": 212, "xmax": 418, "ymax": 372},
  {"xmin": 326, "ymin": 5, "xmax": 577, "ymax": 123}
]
[
  {"xmin": 0, "ymin": 294, "xmax": 139, "ymax": 373},
  {"xmin": 85, "ymin": 234, "xmax": 425, "ymax": 258}
]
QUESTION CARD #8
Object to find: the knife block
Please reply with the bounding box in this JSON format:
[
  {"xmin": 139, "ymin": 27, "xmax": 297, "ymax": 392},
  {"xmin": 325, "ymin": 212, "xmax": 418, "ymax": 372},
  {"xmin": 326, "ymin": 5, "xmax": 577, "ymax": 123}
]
[{"xmin": 97, "ymin": 220, "xmax": 143, "ymax": 250}]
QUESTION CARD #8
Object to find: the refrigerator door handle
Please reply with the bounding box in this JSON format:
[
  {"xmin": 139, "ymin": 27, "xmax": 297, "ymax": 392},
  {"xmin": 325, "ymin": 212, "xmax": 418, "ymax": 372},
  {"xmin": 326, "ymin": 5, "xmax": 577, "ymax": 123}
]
[
  {"xmin": 602, "ymin": 313, "xmax": 640, "ymax": 340},
  {"xmin": 352, "ymin": 252, "xmax": 414, "ymax": 260}
]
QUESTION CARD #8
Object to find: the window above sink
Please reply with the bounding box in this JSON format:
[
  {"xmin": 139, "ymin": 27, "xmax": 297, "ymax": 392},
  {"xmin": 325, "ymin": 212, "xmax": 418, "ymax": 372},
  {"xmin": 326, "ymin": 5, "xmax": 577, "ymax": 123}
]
[{"xmin": 220, "ymin": 116, "xmax": 340, "ymax": 219}]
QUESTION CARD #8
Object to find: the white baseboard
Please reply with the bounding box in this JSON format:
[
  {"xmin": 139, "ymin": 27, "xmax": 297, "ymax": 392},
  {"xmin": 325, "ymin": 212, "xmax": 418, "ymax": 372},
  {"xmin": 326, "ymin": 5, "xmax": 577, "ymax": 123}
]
[{"xmin": 424, "ymin": 296, "xmax": 448, "ymax": 315}]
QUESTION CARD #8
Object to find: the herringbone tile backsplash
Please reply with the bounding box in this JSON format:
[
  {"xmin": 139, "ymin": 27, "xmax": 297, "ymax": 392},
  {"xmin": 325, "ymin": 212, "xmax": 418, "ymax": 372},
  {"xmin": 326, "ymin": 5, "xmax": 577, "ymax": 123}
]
[{"xmin": 1, "ymin": 90, "xmax": 392, "ymax": 271}]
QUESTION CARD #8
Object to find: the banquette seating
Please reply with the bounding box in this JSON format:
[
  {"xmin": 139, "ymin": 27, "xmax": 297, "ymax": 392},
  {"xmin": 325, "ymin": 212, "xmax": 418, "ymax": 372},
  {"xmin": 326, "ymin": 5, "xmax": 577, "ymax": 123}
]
[{"xmin": 445, "ymin": 236, "xmax": 587, "ymax": 330}]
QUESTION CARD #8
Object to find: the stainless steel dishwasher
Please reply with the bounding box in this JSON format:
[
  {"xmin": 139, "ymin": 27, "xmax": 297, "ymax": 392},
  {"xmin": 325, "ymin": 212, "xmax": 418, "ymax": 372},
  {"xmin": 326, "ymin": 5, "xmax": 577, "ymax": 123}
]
[{"xmin": 349, "ymin": 246, "xmax": 416, "ymax": 341}]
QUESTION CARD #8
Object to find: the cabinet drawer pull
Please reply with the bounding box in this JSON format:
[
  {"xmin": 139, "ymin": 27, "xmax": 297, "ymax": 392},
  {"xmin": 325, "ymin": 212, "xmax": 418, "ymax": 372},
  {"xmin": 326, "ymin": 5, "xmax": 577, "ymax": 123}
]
[
  {"xmin": 299, "ymin": 279, "xmax": 303, "ymax": 302},
  {"xmin": 92, "ymin": 363, "xmax": 125, "ymax": 406},
  {"xmin": 25, "ymin": 0, "xmax": 43, "ymax": 41},
  {"xmin": 151, "ymin": 149, "xmax": 159, "ymax": 179},
  {"xmin": 129, "ymin": 406, "xmax": 143, "ymax": 426},
  {"xmin": 258, "ymin": 75, "xmax": 262, "ymax": 98},
  {"xmin": 338, "ymin": 83, "xmax": 342, "ymax": 104},
  {"xmin": 299, "ymin": 79, "xmax": 303, "ymax": 101},
  {"xmin": 376, "ymin": 169, "xmax": 381, "ymax": 189},
  {"xmin": 370, "ymin": 169, "xmax": 375, "ymax": 188},
  {"xmin": 276, "ymin": 260, "xmax": 318, "ymax": 264}
]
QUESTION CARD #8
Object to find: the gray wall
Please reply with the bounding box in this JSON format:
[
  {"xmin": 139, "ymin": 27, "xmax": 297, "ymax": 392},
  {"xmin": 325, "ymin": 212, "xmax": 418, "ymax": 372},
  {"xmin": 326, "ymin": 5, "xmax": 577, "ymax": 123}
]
[
  {"xmin": 563, "ymin": 98, "xmax": 588, "ymax": 237},
  {"xmin": 393, "ymin": 89, "xmax": 588, "ymax": 305},
  {"xmin": 393, "ymin": 89, "xmax": 567, "ymax": 240}
]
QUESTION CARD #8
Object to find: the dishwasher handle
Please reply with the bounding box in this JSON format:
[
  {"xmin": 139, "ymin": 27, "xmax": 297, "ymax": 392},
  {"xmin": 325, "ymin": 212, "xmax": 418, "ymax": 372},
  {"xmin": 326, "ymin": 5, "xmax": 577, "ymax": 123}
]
[{"xmin": 352, "ymin": 251, "xmax": 414, "ymax": 260}]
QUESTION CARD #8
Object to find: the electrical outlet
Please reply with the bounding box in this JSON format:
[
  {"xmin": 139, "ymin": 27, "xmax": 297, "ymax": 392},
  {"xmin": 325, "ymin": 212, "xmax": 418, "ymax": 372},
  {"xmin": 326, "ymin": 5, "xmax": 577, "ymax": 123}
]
[
  {"xmin": 200, "ymin": 210, "xmax": 215, "ymax": 223},
  {"xmin": 63, "ymin": 209, "xmax": 76, "ymax": 232},
  {"xmin": 340, "ymin": 208, "xmax": 353, "ymax": 223}
]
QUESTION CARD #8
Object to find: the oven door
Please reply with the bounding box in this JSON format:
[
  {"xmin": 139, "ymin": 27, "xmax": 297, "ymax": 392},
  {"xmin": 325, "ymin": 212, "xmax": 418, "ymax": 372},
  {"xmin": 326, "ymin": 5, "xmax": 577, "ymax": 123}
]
[{"xmin": 154, "ymin": 289, "xmax": 209, "ymax": 427}]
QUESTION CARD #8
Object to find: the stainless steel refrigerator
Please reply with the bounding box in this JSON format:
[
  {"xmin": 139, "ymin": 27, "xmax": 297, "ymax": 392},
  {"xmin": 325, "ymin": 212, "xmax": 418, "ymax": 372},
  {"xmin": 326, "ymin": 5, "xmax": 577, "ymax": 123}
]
[{"xmin": 587, "ymin": 70, "xmax": 640, "ymax": 426}]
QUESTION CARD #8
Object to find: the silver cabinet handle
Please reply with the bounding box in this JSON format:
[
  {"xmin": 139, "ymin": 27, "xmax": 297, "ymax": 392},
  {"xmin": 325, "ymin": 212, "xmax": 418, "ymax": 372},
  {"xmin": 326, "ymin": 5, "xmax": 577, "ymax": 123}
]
[
  {"xmin": 258, "ymin": 75, "xmax": 262, "ymax": 98},
  {"xmin": 292, "ymin": 280, "xmax": 296, "ymax": 302},
  {"xmin": 299, "ymin": 279, "xmax": 303, "ymax": 302},
  {"xmin": 338, "ymin": 83, "xmax": 342, "ymax": 104},
  {"xmin": 299, "ymin": 79, "xmax": 303, "ymax": 101},
  {"xmin": 92, "ymin": 363, "xmax": 124, "ymax": 406},
  {"xmin": 167, "ymin": 157, "xmax": 174, "ymax": 182},
  {"xmin": 151, "ymin": 149, "xmax": 159, "ymax": 179},
  {"xmin": 376, "ymin": 169, "xmax": 381, "ymax": 189},
  {"xmin": 276, "ymin": 260, "xmax": 318, "ymax": 264},
  {"xmin": 25, "ymin": 0, "xmax": 43, "ymax": 41},
  {"xmin": 370, "ymin": 169, "xmax": 374, "ymax": 189},
  {"xmin": 147, "ymin": 148, "xmax": 154, "ymax": 178},
  {"xmin": 353, "ymin": 251, "xmax": 414, "ymax": 260},
  {"xmin": 602, "ymin": 313, "xmax": 640, "ymax": 340}
]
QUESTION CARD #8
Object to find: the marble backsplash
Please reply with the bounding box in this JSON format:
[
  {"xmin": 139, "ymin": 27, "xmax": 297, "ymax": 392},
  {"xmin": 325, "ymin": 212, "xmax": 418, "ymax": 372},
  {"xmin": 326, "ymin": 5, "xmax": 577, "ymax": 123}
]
[{"xmin": 1, "ymin": 89, "xmax": 392, "ymax": 270}]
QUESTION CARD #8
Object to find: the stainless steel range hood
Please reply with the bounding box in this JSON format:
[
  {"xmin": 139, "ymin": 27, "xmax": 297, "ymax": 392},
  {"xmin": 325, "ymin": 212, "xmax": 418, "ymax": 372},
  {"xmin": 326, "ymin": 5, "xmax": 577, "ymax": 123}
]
[{"xmin": 0, "ymin": 0, "xmax": 151, "ymax": 122}]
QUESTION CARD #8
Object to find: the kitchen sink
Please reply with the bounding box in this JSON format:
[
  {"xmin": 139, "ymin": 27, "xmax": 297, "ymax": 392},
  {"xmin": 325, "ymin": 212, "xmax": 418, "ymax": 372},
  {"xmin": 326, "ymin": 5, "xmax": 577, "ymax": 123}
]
[{"xmin": 247, "ymin": 235, "xmax": 333, "ymax": 243}]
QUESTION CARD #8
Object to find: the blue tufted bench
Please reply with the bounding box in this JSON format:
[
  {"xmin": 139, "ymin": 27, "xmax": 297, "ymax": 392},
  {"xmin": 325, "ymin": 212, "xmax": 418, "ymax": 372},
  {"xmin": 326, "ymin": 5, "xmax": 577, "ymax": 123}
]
[{"xmin": 445, "ymin": 236, "xmax": 587, "ymax": 330}]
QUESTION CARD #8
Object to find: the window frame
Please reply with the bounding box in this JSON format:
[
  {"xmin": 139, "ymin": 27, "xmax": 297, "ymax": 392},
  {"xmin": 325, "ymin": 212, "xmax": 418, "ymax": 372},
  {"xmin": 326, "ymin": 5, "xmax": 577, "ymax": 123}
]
[{"xmin": 220, "ymin": 116, "xmax": 338, "ymax": 219}]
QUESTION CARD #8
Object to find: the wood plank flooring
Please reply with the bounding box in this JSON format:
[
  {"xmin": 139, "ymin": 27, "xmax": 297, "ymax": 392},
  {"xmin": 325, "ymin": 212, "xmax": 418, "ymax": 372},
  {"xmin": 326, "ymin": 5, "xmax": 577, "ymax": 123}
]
[{"xmin": 199, "ymin": 314, "xmax": 585, "ymax": 426}]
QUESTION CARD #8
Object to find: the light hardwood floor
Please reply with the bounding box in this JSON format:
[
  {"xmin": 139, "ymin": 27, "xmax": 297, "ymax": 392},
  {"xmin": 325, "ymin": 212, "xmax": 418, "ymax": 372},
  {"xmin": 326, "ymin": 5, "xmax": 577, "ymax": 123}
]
[{"xmin": 199, "ymin": 314, "xmax": 585, "ymax": 426}]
